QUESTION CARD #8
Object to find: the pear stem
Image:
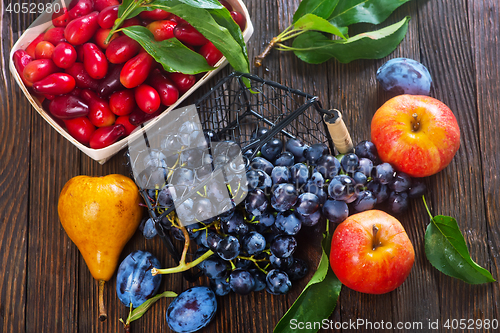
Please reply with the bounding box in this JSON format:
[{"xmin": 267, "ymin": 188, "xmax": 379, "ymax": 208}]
[
  {"xmin": 98, "ymin": 280, "xmax": 107, "ymax": 322},
  {"xmin": 151, "ymin": 249, "xmax": 214, "ymax": 275}
]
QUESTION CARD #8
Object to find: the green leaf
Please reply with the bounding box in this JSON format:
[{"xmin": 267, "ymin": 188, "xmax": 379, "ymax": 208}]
[
  {"xmin": 293, "ymin": 0, "xmax": 340, "ymax": 23},
  {"xmin": 120, "ymin": 291, "xmax": 178, "ymax": 328},
  {"xmin": 274, "ymin": 231, "xmax": 342, "ymax": 333},
  {"xmin": 291, "ymin": 16, "xmax": 410, "ymax": 64},
  {"xmin": 122, "ymin": 26, "xmax": 215, "ymax": 74},
  {"xmin": 294, "ymin": 13, "xmax": 346, "ymax": 40},
  {"xmin": 329, "ymin": 0, "xmax": 412, "ymax": 28},
  {"xmin": 151, "ymin": 1, "xmax": 250, "ymax": 73},
  {"xmin": 118, "ymin": 0, "xmax": 148, "ymax": 19},
  {"xmin": 425, "ymin": 215, "xmax": 496, "ymax": 284}
]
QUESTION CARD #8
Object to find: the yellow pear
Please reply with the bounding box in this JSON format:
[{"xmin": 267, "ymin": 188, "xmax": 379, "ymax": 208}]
[{"xmin": 58, "ymin": 174, "xmax": 143, "ymax": 320}]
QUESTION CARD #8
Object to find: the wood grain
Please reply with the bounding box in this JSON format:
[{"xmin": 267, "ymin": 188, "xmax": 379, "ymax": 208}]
[{"xmin": 1, "ymin": 0, "xmax": 499, "ymax": 332}]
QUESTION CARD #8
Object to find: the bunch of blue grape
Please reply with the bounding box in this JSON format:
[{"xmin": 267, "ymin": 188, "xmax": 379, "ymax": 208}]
[{"xmin": 136, "ymin": 124, "xmax": 426, "ymax": 297}]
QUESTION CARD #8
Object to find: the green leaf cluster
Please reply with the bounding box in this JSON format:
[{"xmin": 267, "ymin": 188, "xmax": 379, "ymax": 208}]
[
  {"xmin": 264, "ymin": 0, "xmax": 413, "ymax": 64},
  {"xmin": 110, "ymin": 0, "xmax": 249, "ymax": 75}
]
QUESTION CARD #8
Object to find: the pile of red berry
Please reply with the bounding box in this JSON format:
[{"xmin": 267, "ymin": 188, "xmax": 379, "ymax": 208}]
[{"xmin": 12, "ymin": 0, "xmax": 246, "ymax": 149}]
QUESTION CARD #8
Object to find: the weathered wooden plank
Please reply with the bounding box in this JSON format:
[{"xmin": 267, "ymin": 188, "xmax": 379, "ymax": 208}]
[
  {"xmin": 418, "ymin": 0, "xmax": 498, "ymax": 331},
  {"xmin": 0, "ymin": 5, "xmax": 30, "ymax": 332}
]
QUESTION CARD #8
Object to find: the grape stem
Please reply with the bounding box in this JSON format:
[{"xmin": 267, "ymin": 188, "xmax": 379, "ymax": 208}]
[{"xmin": 151, "ymin": 249, "xmax": 214, "ymax": 276}]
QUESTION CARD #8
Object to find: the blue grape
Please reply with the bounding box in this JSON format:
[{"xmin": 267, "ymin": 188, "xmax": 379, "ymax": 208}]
[
  {"xmin": 166, "ymin": 286, "xmax": 217, "ymax": 333},
  {"xmin": 139, "ymin": 217, "xmax": 158, "ymax": 239},
  {"xmin": 229, "ymin": 269, "xmax": 255, "ymax": 295},
  {"xmin": 249, "ymin": 157, "xmax": 274, "ymax": 175},
  {"xmin": 373, "ymin": 163, "xmax": 395, "ymax": 185},
  {"xmin": 290, "ymin": 163, "xmax": 309, "ymax": 187},
  {"xmin": 245, "ymin": 188, "xmax": 268, "ymax": 216},
  {"xmin": 303, "ymin": 183, "xmax": 327, "ymax": 205},
  {"xmin": 322, "ymin": 199, "xmax": 349, "ymax": 223},
  {"xmin": 328, "ymin": 175, "xmax": 356, "ymax": 202},
  {"xmin": 266, "ymin": 270, "xmax": 292, "ymax": 295},
  {"xmin": 367, "ymin": 181, "xmax": 390, "ymax": 204},
  {"xmin": 252, "ymin": 211, "xmax": 275, "ymax": 228},
  {"xmin": 274, "ymin": 211, "xmax": 302, "ymax": 235},
  {"xmin": 285, "ymin": 138, "xmax": 308, "ymax": 162},
  {"xmin": 285, "ymin": 258, "xmax": 309, "ymax": 281},
  {"xmin": 315, "ymin": 154, "xmax": 340, "ymax": 180},
  {"xmin": 389, "ymin": 171, "xmax": 412, "ymax": 192},
  {"xmin": 246, "ymin": 169, "xmax": 272, "ymax": 192},
  {"xmin": 376, "ymin": 57, "xmax": 432, "ymax": 96},
  {"xmin": 220, "ymin": 211, "xmax": 248, "ymax": 236},
  {"xmin": 116, "ymin": 250, "xmax": 162, "ymax": 308},
  {"xmin": 269, "ymin": 254, "xmax": 294, "ymax": 270},
  {"xmin": 260, "ymin": 138, "xmax": 283, "ymax": 162},
  {"xmin": 234, "ymin": 257, "xmax": 253, "ymax": 269},
  {"xmin": 352, "ymin": 171, "xmax": 368, "ymax": 185},
  {"xmin": 249, "ymin": 269, "xmax": 267, "ymax": 291},
  {"xmin": 199, "ymin": 256, "xmax": 227, "ymax": 279},
  {"xmin": 241, "ymin": 231, "xmax": 266, "ymax": 255},
  {"xmin": 271, "ymin": 166, "xmax": 291, "ymax": 185},
  {"xmin": 271, "ymin": 183, "xmax": 299, "ymax": 212},
  {"xmin": 296, "ymin": 209, "xmax": 322, "ymax": 227},
  {"xmin": 304, "ymin": 143, "xmax": 326, "ymax": 165},
  {"xmin": 296, "ymin": 192, "xmax": 320, "ymax": 215},
  {"xmin": 351, "ymin": 190, "xmax": 377, "ymax": 213},
  {"xmin": 251, "ymin": 127, "xmax": 270, "ymax": 141},
  {"xmin": 210, "ymin": 278, "xmax": 231, "ymax": 296},
  {"xmin": 387, "ymin": 191, "xmax": 409, "ymax": 214},
  {"xmin": 157, "ymin": 185, "xmax": 176, "ymax": 207},
  {"xmin": 206, "ymin": 232, "xmax": 222, "ymax": 252},
  {"xmin": 357, "ymin": 158, "xmax": 374, "ymax": 177},
  {"xmin": 216, "ymin": 235, "xmax": 240, "ymax": 260},
  {"xmin": 274, "ymin": 151, "xmax": 295, "ymax": 166},
  {"xmin": 354, "ymin": 140, "xmax": 379, "ymax": 162},
  {"xmin": 192, "ymin": 197, "xmax": 215, "ymax": 224},
  {"xmin": 408, "ymin": 180, "xmax": 427, "ymax": 198},
  {"xmin": 310, "ymin": 171, "xmax": 324, "ymax": 187},
  {"xmin": 340, "ymin": 153, "xmax": 359, "ymax": 174},
  {"xmin": 270, "ymin": 235, "xmax": 297, "ymax": 258}
]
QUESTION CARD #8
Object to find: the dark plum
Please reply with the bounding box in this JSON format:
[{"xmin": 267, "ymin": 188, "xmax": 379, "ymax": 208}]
[
  {"xmin": 116, "ymin": 250, "xmax": 162, "ymax": 308},
  {"xmin": 166, "ymin": 287, "xmax": 217, "ymax": 333},
  {"xmin": 376, "ymin": 57, "xmax": 432, "ymax": 96}
]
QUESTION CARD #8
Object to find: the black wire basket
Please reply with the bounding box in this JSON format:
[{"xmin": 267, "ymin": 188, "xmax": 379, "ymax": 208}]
[{"xmin": 128, "ymin": 72, "xmax": 335, "ymax": 282}]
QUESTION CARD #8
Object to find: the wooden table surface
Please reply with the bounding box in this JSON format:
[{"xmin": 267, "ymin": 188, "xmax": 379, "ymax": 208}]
[{"xmin": 2, "ymin": 0, "xmax": 500, "ymax": 332}]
